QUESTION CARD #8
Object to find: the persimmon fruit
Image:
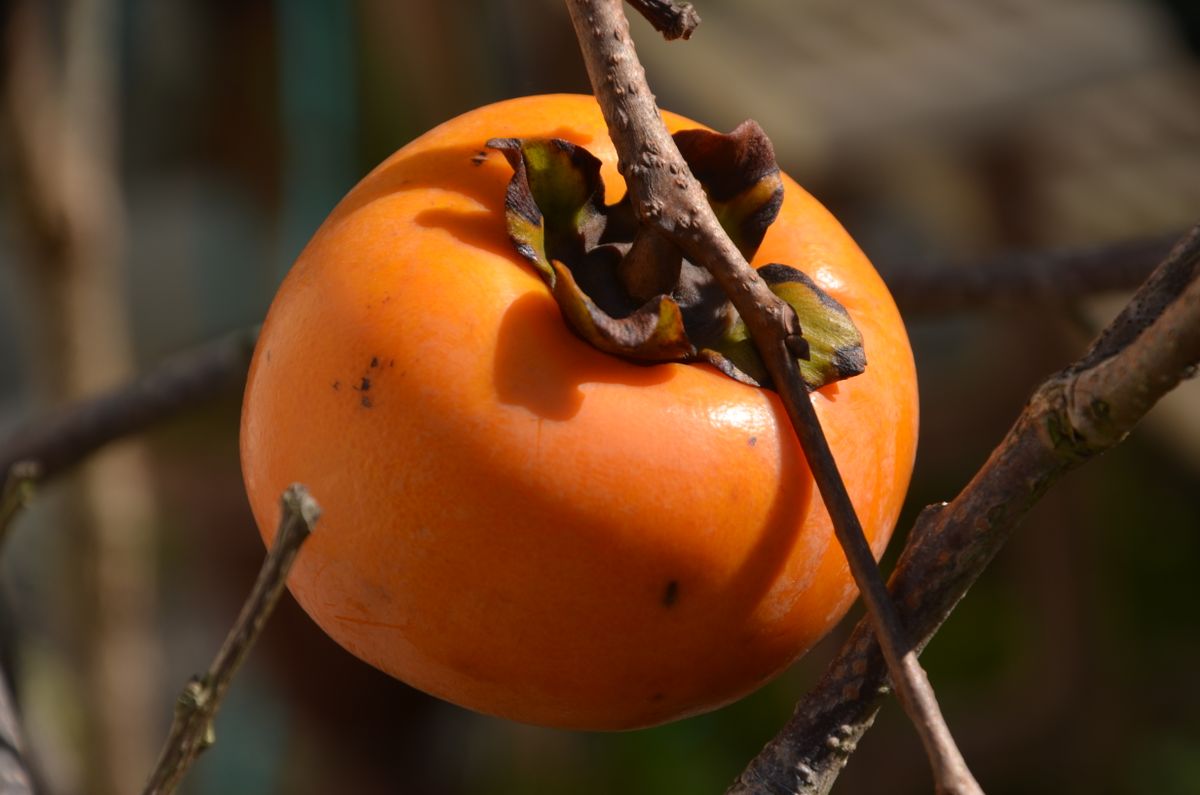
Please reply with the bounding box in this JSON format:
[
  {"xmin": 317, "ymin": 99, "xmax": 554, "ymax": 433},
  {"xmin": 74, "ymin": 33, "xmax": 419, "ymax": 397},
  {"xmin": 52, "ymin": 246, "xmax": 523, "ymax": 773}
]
[{"xmin": 240, "ymin": 94, "xmax": 918, "ymax": 730}]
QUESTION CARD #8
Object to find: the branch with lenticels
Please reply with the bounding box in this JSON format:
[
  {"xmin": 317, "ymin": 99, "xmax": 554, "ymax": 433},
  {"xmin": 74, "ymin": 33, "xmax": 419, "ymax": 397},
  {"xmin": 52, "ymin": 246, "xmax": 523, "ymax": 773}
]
[
  {"xmin": 564, "ymin": 1, "xmax": 982, "ymax": 793},
  {"xmin": 730, "ymin": 224, "xmax": 1200, "ymax": 794}
]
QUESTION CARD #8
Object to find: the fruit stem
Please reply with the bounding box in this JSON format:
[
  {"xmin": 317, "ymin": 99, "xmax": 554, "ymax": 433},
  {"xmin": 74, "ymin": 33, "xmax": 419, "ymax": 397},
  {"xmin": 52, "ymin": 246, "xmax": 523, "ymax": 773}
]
[
  {"xmin": 619, "ymin": 225, "xmax": 683, "ymax": 303},
  {"xmin": 565, "ymin": 2, "xmax": 983, "ymax": 793}
]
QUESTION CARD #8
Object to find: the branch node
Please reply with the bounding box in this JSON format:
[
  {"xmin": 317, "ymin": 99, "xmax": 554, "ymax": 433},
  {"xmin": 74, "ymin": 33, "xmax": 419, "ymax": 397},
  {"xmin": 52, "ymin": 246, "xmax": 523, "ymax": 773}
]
[
  {"xmin": 625, "ymin": 0, "xmax": 700, "ymax": 40},
  {"xmin": 785, "ymin": 334, "xmax": 811, "ymax": 360}
]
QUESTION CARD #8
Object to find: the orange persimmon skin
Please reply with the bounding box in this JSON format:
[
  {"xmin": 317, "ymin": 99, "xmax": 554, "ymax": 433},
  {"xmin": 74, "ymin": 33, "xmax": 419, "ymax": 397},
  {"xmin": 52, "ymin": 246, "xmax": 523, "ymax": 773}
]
[{"xmin": 240, "ymin": 95, "xmax": 918, "ymax": 730}]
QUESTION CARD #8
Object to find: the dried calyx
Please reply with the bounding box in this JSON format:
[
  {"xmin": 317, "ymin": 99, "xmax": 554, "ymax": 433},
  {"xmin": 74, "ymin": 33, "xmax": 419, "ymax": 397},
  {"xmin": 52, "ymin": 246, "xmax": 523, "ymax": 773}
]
[{"xmin": 487, "ymin": 122, "xmax": 865, "ymax": 391}]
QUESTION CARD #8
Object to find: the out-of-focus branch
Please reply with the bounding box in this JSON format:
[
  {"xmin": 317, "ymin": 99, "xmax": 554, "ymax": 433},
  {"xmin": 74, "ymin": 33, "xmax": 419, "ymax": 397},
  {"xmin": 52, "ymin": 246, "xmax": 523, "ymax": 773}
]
[
  {"xmin": 0, "ymin": 225, "xmax": 1175, "ymax": 482},
  {"xmin": 880, "ymin": 231, "xmax": 1178, "ymax": 315},
  {"xmin": 0, "ymin": 225, "xmax": 1174, "ymax": 484},
  {"xmin": 141, "ymin": 485, "xmax": 320, "ymax": 795},
  {"xmin": 0, "ymin": 466, "xmax": 38, "ymax": 794},
  {"xmin": 730, "ymin": 224, "xmax": 1200, "ymax": 794},
  {"xmin": 565, "ymin": 2, "xmax": 980, "ymax": 792},
  {"xmin": 0, "ymin": 328, "xmax": 259, "ymax": 482},
  {"xmin": 4, "ymin": 0, "xmax": 167, "ymax": 788},
  {"xmin": 0, "ymin": 668, "xmax": 36, "ymax": 795},
  {"xmin": 0, "ymin": 463, "xmax": 39, "ymax": 793}
]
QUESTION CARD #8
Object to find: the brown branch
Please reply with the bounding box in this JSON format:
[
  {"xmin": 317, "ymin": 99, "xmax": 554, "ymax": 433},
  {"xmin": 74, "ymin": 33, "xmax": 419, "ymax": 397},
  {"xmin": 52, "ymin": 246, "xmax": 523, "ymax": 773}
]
[
  {"xmin": 1073, "ymin": 226, "xmax": 1200, "ymax": 369},
  {"xmin": 0, "ymin": 327, "xmax": 259, "ymax": 481},
  {"xmin": 141, "ymin": 484, "xmax": 320, "ymax": 795},
  {"xmin": 730, "ymin": 223, "xmax": 1200, "ymax": 794},
  {"xmin": 565, "ymin": 2, "xmax": 979, "ymax": 792},
  {"xmin": 0, "ymin": 223, "xmax": 1171, "ymax": 488},
  {"xmin": 5, "ymin": 0, "xmax": 167, "ymax": 786},
  {"xmin": 0, "ymin": 328, "xmax": 255, "ymax": 794},
  {"xmin": 625, "ymin": 0, "xmax": 700, "ymax": 40},
  {"xmin": 880, "ymin": 230, "xmax": 1178, "ymax": 315}
]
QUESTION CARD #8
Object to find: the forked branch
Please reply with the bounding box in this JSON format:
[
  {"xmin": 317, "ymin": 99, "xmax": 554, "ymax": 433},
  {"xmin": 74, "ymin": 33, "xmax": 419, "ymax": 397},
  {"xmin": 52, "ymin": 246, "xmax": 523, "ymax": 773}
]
[{"xmin": 730, "ymin": 225, "xmax": 1200, "ymax": 793}]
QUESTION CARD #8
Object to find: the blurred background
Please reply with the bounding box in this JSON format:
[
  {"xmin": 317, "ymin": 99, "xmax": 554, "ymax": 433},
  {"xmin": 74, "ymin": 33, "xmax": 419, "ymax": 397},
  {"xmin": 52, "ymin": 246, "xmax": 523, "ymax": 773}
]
[{"xmin": 1, "ymin": 0, "xmax": 1199, "ymax": 793}]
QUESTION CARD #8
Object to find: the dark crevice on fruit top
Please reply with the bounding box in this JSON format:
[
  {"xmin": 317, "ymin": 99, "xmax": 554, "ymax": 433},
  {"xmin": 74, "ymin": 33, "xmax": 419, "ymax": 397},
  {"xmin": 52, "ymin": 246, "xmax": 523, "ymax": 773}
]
[{"xmin": 487, "ymin": 122, "xmax": 866, "ymax": 392}]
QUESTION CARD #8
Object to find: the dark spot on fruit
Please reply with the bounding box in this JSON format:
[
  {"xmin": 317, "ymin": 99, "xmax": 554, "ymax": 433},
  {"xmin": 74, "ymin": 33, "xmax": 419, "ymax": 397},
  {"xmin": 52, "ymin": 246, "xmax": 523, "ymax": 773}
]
[
  {"xmin": 359, "ymin": 377, "xmax": 372, "ymax": 392},
  {"xmin": 748, "ymin": 436, "xmax": 757, "ymax": 447},
  {"xmin": 265, "ymin": 350, "xmax": 272, "ymax": 362},
  {"xmin": 388, "ymin": 359, "xmax": 395, "ymax": 368},
  {"xmin": 650, "ymin": 692, "xmax": 665, "ymax": 702},
  {"xmin": 332, "ymin": 380, "xmax": 341, "ymax": 390},
  {"xmin": 361, "ymin": 396, "xmax": 373, "ymax": 408},
  {"xmin": 662, "ymin": 580, "xmax": 679, "ymax": 607},
  {"xmin": 370, "ymin": 356, "xmax": 379, "ymax": 368},
  {"xmin": 471, "ymin": 151, "xmax": 488, "ymax": 166}
]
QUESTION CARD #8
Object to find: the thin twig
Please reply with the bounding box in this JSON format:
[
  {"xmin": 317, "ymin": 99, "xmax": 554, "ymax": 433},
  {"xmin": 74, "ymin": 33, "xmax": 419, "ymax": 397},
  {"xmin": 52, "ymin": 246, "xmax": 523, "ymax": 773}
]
[
  {"xmin": 564, "ymin": 2, "xmax": 980, "ymax": 792},
  {"xmin": 730, "ymin": 224, "xmax": 1200, "ymax": 794},
  {"xmin": 625, "ymin": 0, "xmax": 700, "ymax": 40},
  {"xmin": 0, "ymin": 462, "xmax": 41, "ymax": 548},
  {"xmin": 1073, "ymin": 225, "xmax": 1200, "ymax": 370},
  {"xmin": 0, "ymin": 327, "xmax": 259, "ymax": 481},
  {"xmin": 880, "ymin": 230, "xmax": 1179, "ymax": 315},
  {"xmin": 141, "ymin": 484, "xmax": 320, "ymax": 795}
]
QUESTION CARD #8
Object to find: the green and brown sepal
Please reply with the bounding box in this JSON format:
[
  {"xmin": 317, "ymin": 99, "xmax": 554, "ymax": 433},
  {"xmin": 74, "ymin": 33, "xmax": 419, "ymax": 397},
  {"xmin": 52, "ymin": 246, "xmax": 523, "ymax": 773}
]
[
  {"xmin": 698, "ymin": 264, "xmax": 865, "ymax": 389},
  {"xmin": 487, "ymin": 125, "xmax": 866, "ymax": 392},
  {"xmin": 674, "ymin": 121, "xmax": 783, "ymax": 260},
  {"xmin": 489, "ymin": 137, "xmax": 693, "ymax": 361}
]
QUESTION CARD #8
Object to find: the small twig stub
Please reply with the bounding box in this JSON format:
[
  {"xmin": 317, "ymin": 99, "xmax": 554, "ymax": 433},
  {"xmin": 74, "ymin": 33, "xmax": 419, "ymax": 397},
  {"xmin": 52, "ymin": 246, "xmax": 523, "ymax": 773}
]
[{"xmin": 626, "ymin": 0, "xmax": 701, "ymax": 40}]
